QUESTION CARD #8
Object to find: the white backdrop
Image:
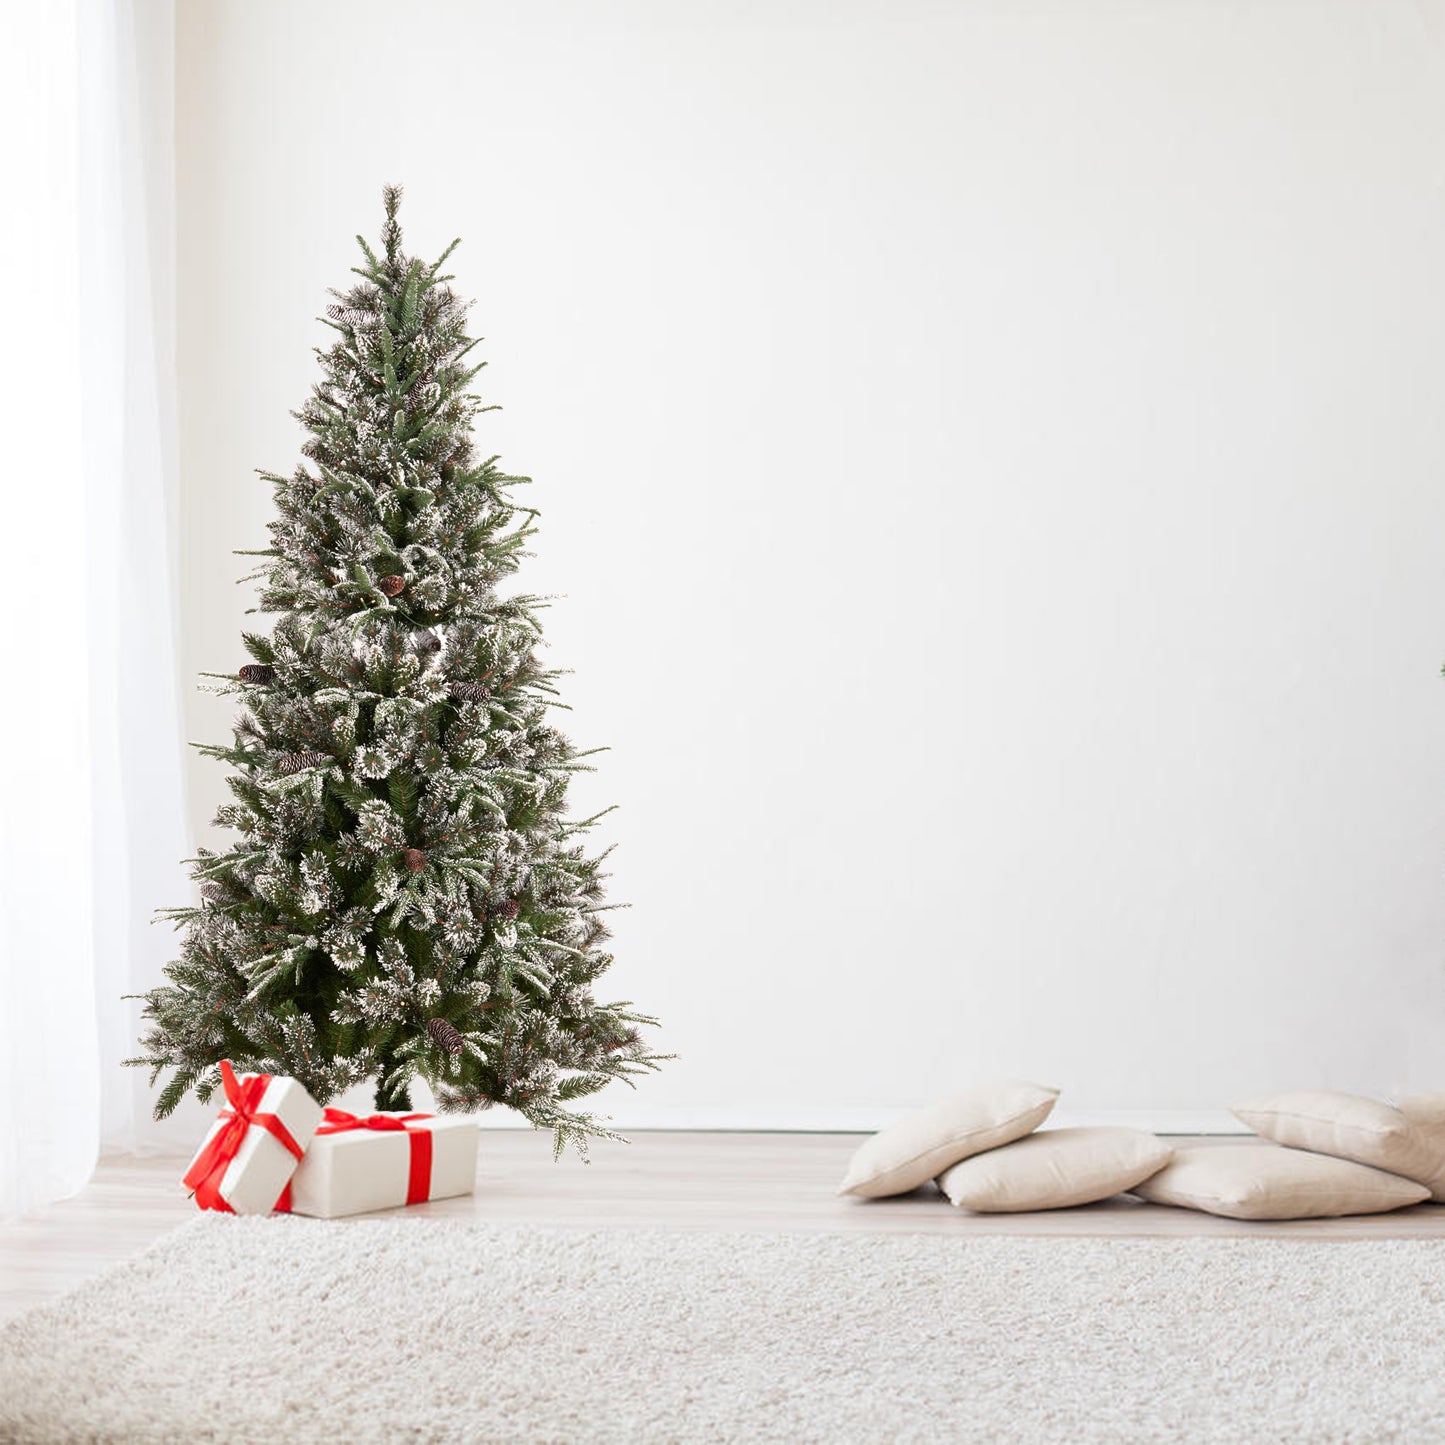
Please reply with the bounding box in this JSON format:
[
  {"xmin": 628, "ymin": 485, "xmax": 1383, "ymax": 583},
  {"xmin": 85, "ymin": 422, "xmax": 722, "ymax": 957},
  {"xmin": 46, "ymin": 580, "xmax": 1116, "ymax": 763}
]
[{"xmin": 170, "ymin": 0, "xmax": 1445, "ymax": 1133}]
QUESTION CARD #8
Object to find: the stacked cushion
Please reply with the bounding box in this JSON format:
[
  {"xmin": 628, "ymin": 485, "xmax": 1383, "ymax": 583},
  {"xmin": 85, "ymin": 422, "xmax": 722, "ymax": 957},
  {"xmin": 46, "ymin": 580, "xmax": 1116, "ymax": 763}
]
[
  {"xmin": 1234, "ymin": 1090, "xmax": 1445, "ymax": 1204},
  {"xmin": 836, "ymin": 1081, "xmax": 1058, "ymax": 1198},
  {"xmin": 936, "ymin": 1126, "xmax": 1172, "ymax": 1212},
  {"xmin": 1398, "ymin": 1092, "xmax": 1445, "ymax": 1201},
  {"xmin": 1133, "ymin": 1089, "xmax": 1445, "ymax": 1220},
  {"xmin": 1385, "ymin": 1095, "xmax": 1445, "ymax": 1202},
  {"xmin": 1133, "ymin": 1143, "xmax": 1429, "ymax": 1220},
  {"xmin": 1399, "ymin": 1093, "xmax": 1445, "ymax": 1128}
]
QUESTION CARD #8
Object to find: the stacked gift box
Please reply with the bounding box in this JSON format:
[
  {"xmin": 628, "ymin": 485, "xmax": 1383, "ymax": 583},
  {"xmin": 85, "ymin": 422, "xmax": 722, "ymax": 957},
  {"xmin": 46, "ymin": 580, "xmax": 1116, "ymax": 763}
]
[{"xmin": 182, "ymin": 1060, "xmax": 479, "ymax": 1218}]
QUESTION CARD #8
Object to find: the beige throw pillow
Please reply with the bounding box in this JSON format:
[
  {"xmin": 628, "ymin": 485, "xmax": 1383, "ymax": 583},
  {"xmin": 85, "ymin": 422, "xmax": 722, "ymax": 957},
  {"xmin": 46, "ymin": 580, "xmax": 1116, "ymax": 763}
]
[
  {"xmin": 936, "ymin": 1126, "xmax": 1172, "ymax": 1212},
  {"xmin": 837, "ymin": 1081, "xmax": 1058, "ymax": 1199},
  {"xmin": 1396, "ymin": 1095, "xmax": 1445, "ymax": 1202},
  {"xmin": 1234, "ymin": 1090, "xmax": 1445, "ymax": 1201},
  {"xmin": 1398, "ymin": 1093, "xmax": 1445, "ymax": 1126},
  {"xmin": 1132, "ymin": 1143, "xmax": 1428, "ymax": 1220}
]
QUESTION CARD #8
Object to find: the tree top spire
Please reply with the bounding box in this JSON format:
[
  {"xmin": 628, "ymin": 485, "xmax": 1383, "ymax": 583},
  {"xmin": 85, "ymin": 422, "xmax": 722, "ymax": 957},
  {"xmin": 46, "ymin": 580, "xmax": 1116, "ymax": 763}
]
[{"xmin": 381, "ymin": 183, "xmax": 404, "ymax": 263}]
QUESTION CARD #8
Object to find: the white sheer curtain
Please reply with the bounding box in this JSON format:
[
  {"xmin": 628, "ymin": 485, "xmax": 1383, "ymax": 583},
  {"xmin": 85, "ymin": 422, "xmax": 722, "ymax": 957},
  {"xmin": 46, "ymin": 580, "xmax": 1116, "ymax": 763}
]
[{"xmin": 0, "ymin": 0, "xmax": 188, "ymax": 1218}]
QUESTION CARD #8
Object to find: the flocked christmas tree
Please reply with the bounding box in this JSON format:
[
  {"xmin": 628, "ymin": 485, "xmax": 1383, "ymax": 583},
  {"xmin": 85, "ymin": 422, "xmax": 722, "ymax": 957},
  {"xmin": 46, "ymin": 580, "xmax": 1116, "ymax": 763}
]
[{"xmin": 129, "ymin": 186, "xmax": 663, "ymax": 1155}]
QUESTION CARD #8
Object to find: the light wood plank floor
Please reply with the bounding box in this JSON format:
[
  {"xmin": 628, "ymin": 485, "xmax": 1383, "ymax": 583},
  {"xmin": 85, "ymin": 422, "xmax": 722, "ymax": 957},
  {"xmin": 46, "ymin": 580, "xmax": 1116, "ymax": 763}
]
[{"xmin": 3, "ymin": 1132, "xmax": 1443, "ymax": 1325}]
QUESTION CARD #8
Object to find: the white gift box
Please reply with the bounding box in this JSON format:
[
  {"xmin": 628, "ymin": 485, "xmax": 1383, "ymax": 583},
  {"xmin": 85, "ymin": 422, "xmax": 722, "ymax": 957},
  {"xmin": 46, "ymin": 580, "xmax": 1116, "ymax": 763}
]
[
  {"xmin": 183, "ymin": 1063, "xmax": 324, "ymax": 1215},
  {"xmin": 282, "ymin": 1111, "xmax": 479, "ymax": 1219}
]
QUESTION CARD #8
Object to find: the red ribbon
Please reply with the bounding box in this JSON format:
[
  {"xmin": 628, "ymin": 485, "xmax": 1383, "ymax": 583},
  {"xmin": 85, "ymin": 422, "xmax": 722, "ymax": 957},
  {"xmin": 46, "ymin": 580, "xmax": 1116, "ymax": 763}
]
[
  {"xmin": 274, "ymin": 1107, "xmax": 436, "ymax": 1213},
  {"xmin": 183, "ymin": 1060, "xmax": 304, "ymax": 1213}
]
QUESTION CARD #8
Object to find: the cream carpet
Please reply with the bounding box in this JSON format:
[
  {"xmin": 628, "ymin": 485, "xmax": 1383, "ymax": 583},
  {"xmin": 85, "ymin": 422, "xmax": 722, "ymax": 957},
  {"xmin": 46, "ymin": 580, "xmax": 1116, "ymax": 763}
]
[{"xmin": 3, "ymin": 1218, "xmax": 1445, "ymax": 1442}]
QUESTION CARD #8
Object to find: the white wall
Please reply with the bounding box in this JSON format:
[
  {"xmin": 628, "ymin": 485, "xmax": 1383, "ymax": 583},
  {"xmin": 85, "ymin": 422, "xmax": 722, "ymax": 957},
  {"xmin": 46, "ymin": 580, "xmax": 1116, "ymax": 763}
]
[{"xmin": 175, "ymin": 0, "xmax": 1445, "ymax": 1131}]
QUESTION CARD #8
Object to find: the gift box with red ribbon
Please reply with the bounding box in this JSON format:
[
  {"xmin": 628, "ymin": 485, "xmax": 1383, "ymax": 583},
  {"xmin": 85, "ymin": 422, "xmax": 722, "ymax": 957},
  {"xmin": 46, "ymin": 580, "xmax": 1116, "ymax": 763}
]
[
  {"xmin": 182, "ymin": 1060, "xmax": 325, "ymax": 1215},
  {"xmin": 278, "ymin": 1107, "xmax": 479, "ymax": 1219}
]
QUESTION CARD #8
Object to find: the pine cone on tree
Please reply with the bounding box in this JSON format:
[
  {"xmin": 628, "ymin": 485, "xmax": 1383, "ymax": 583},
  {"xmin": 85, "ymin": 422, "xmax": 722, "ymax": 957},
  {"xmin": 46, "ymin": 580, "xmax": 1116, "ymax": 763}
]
[
  {"xmin": 448, "ymin": 681, "xmax": 490, "ymax": 703},
  {"xmin": 495, "ymin": 897, "xmax": 520, "ymax": 921},
  {"xmin": 402, "ymin": 847, "xmax": 427, "ymax": 873},
  {"xmin": 238, "ymin": 664, "xmax": 274, "ymax": 684},
  {"xmin": 413, "ymin": 628, "xmax": 442, "ymax": 654},
  {"xmin": 427, "ymin": 1017, "xmax": 464, "ymax": 1055},
  {"xmin": 199, "ymin": 883, "xmax": 228, "ymax": 904},
  {"xmin": 275, "ymin": 751, "xmax": 331, "ymax": 775},
  {"xmin": 378, "ymin": 574, "xmax": 406, "ymax": 598}
]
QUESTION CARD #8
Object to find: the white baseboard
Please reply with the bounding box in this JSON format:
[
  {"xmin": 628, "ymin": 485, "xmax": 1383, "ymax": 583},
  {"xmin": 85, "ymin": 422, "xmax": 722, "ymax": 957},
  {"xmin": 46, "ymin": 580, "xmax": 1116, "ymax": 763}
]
[{"xmin": 470, "ymin": 1105, "xmax": 1248, "ymax": 1135}]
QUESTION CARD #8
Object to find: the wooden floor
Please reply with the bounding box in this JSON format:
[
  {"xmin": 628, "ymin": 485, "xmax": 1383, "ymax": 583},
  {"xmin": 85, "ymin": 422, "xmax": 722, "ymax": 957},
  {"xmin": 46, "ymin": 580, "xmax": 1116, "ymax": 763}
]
[{"xmin": 3, "ymin": 1132, "xmax": 1443, "ymax": 1326}]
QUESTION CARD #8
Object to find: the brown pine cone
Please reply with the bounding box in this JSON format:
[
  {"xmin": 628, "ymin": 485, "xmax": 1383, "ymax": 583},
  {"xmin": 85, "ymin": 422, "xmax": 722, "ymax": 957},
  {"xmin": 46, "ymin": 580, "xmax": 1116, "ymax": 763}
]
[
  {"xmin": 238, "ymin": 664, "xmax": 274, "ymax": 684},
  {"xmin": 402, "ymin": 847, "xmax": 427, "ymax": 873},
  {"xmin": 378, "ymin": 575, "xmax": 406, "ymax": 598},
  {"xmin": 199, "ymin": 883, "xmax": 228, "ymax": 904},
  {"xmin": 448, "ymin": 681, "xmax": 491, "ymax": 704},
  {"xmin": 275, "ymin": 751, "xmax": 331, "ymax": 775},
  {"xmin": 427, "ymin": 1018, "xmax": 464, "ymax": 1055},
  {"xmin": 495, "ymin": 897, "xmax": 520, "ymax": 921}
]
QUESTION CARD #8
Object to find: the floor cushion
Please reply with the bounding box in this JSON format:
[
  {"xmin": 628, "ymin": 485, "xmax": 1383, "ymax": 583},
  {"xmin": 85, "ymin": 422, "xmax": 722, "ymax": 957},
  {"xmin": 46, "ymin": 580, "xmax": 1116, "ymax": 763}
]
[
  {"xmin": 1234, "ymin": 1090, "xmax": 1445, "ymax": 1202},
  {"xmin": 1132, "ymin": 1143, "xmax": 1429, "ymax": 1220},
  {"xmin": 837, "ymin": 1081, "xmax": 1058, "ymax": 1199},
  {"xmin": 936, "ymin": 1126, "xmax": 1172, "ymax": 1212},
  {"xmin": 1395, "ymin": 1095, "xmax": 1445, "ymax": 1202}
]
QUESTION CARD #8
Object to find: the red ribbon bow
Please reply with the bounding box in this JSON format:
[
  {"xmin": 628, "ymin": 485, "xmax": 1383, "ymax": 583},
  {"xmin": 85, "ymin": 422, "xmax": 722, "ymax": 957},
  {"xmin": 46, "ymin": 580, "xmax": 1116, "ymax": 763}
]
[
  {"xmin": 274, "ymin": 1107, "xmax": 436, "ymax": 1213},
  {"xmin": 316, "ymin": 1107, "xmax": 434, "ymax": 1136},
  {"xmin": 183, "ymin": 1060, "xmax": 304, "ymax": 1213}
]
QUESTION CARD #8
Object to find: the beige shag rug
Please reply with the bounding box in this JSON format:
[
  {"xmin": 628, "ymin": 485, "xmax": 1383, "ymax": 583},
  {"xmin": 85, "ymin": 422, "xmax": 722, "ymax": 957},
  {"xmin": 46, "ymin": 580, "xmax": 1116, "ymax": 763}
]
[{"xmin": 3, "ymin": 1217, "xmax": 1445, "ymax": 1442}]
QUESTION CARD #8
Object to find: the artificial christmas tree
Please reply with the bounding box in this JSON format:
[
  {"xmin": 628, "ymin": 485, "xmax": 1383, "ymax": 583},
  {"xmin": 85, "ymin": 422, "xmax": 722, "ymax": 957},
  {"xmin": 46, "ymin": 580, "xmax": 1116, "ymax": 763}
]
[{"xmin": 129, "ymin": 186, "xmax": 663, "ymax": 1155}]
